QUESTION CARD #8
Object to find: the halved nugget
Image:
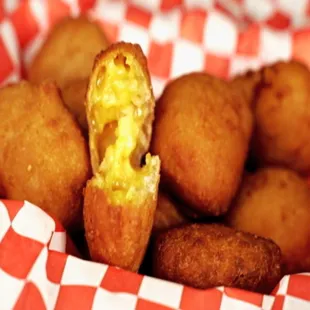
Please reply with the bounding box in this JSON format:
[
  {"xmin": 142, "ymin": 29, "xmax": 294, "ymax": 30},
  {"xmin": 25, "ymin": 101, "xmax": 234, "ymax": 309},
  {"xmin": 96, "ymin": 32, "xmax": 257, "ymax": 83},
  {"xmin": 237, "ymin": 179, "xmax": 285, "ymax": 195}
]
[{"xmin": 84, "ymin": 43, "xmax": 160, "ymax": 272}]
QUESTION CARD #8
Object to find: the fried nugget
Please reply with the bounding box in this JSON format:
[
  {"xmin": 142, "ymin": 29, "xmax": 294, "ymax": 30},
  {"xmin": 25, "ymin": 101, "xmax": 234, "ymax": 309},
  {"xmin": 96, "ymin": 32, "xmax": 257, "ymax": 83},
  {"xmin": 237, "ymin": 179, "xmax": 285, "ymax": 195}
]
[
  {"xmin": 251, "ymin": 61, "xmax": 310, "ymax": 174},
  {"xmin": 153, "ymin": 190, "xmax": 188, "ymax": 234},
  {"xmin": 226, "ymin": 167, "xmax": 310, "ymax": 275},
  {"xmin": 83, "ymin": 42, "xmax": 160, "ymax": 272},
  {"xmin": 0, "ymin": 81, "xmax": 91, "ymax": 231},
  {"xmin": 151, "ymin": 73, "xmax": 253, "ymax": 216},
  {"xmin": 153, "ymin": 223, "xmax": 282, "ymax": 293},
  {"xmin": 28, "ymin": 16, "xmax": 109, "ymax": 129}
]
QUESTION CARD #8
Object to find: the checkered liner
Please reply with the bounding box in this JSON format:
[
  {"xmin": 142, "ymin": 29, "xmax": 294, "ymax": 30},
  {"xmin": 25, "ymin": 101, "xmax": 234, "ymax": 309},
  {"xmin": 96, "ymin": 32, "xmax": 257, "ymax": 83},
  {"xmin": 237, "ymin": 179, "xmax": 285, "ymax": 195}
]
[
  {"xmin": 1, "ymin": 199, "xmax": 310, "ymax": 310},
  {"xmin": 1, "ymin": 0, "xmax": 310, "ymax": 309}
]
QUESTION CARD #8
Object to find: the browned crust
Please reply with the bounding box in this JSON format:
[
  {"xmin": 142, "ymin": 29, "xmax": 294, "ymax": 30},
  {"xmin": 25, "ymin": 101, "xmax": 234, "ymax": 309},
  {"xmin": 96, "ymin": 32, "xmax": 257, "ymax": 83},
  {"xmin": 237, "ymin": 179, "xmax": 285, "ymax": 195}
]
[
  {"xmin": 226, "ymin": 167, "xmax": 310, "ymax": 275},
  {"xmin": 86, "ymin": 42, "xmax": 155, "ymax": 174},
  {"xmin": 251, "ymin": 60, "xmax": 310, "ymax": 174},
  {"xmin": 0, "ymin": 80, "xmax": 91, "ymax": 231},
  {"xmin": 28, "ymin": 15, "xmax": 109, "ymax": 86},
  {"xmin": 84, "ymin": 181, "xmax": 158, "ymax": 272},
  {"xmin": 151, "ymin": 73, "xmax": 251, "ymax": 216},
  {"xmin": 153, "ymin": 224, "xmax": 282, "ymax": 294}
]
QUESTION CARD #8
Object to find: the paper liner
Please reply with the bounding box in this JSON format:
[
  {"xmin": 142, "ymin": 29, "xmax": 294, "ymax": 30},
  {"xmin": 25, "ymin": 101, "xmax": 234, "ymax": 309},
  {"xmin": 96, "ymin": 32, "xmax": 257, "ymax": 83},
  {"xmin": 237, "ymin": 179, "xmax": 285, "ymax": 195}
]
[
  {"xmin": 1, "ymin": 199, "xmax": 310, "ymax": 309},
  {"xmin": 1, "ymin": 0, "xmax": 310, "ymax": 97},
  {"xmin": 1, "ymin": 0, "xmax": 310, "ymax": 309}
]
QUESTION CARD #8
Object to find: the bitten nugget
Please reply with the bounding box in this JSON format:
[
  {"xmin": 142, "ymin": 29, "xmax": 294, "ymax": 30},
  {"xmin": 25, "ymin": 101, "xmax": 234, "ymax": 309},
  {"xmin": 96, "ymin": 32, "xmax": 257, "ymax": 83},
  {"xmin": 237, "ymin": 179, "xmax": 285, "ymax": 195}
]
[
  {"xmin": 227, "ymin": 167, "xmax": 310, "ymax": 275},
  {"xmin": 28, "ymin": 16, "xmax": 109, "ymax": 129},
  {"xmin": 251, "ymin": 61, "xmax": 310, "ymax": 174},
  {"xmin": 153, "ymin": 190, "xmax": 188, "ymax": 233},
  {"xmin": 151, "ymin": 73, "xmax": 253, "ymax": 216},
  {"xmin": 84, "ymin": 43, "xmax": 160, "ymax": 272},
  {"xmin": 153, "ymin": 224, "xmax": 282, "ymax": 293},
  {"xmin": 0, "ymin": 81, "xmax": 91, "ymax": 230}
]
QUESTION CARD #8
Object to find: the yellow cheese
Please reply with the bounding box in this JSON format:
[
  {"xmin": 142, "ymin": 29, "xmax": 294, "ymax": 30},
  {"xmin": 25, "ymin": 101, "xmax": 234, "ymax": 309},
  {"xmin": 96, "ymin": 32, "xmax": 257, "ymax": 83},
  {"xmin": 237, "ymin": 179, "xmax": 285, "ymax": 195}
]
[{"xmin": 90, "ymin": 52, "xmax": 153, "ymax": 205}]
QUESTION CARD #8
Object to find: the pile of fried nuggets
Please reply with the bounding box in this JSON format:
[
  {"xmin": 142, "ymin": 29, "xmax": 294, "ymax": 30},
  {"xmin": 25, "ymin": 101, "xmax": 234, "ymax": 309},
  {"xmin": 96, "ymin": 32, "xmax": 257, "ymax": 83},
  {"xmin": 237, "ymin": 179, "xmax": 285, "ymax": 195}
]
[{"xmin": 1, "ymin": 16, "xmax": 310, "ymax": 294}]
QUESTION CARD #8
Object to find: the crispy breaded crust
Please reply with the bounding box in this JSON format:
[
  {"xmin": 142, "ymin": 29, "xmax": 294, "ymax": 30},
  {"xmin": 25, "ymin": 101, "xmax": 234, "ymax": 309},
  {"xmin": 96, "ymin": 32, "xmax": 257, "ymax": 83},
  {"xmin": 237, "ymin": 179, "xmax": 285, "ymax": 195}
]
[
  {"xmin": 151, "ymin": 73, "xmax": 252, "ymax": 216},
  {"xmin": 0, "ymin": 81, "xmax": 91, "ymax": 230},
  {"xmin": 251, "ymin": 60, "xmax": 310, "ymax": 174},
  {"xmin": 27, "ymin": 16, "xmax": 109, "ymax": 130},
  {"xmin": 84, "ymin": 180, "xmax": 158, "ymax": 271},
  {"xmin": 227, "ymin": 167, "xmax": 310, "ymax": 275},
  {"xmin": 153, "ymin": 224, "xmax": 282, "ymax": 293},
  {"xmin": 28, "ymin": 16, "xmax": 109, "ymax": 88}
]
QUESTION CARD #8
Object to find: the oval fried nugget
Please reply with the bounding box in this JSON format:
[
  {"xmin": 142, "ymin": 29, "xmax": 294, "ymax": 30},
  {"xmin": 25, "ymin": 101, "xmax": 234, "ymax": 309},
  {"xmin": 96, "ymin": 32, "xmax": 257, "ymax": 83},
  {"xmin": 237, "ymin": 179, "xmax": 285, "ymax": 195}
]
[
  {"xmin": 84, "ymin": 42, "xmax": 160, "ymax": 272},
  {"xmin": 28, "ymin": 16, "xmax": 109, "ymax": 129},
  {"xmin": 252, "ymin": 60, "xmax": 310, "ymax": 174},
  {"xmin": 28, "ymin": 16, "xmax": 109, "ymax": 88},
  {"xmin": 0, "ymin": 81, "xmax": 91, "ymax": 231},
  {"xmin": 151, "ymin": 73, "xmax": 253, "ymax": 216},
  {"xmin": 153, "ymin": 224, "xmax": 282, "ymax": 293},
  {"xmin": 227, "ymin": 167, "xmax": 310, "ymax": 275}
]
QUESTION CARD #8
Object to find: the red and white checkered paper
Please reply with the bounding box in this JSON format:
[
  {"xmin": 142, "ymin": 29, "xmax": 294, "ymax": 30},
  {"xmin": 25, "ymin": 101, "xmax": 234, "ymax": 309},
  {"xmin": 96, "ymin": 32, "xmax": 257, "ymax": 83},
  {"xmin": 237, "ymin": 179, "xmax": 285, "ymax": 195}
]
[{"xmin": 1, "ymin": 0, "xmax": 310, "ymax": 309}]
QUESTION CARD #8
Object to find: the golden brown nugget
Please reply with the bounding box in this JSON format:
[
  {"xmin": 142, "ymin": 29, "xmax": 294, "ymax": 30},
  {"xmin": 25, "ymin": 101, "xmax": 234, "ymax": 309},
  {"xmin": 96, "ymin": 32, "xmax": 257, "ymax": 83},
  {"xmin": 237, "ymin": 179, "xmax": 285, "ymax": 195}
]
[
  {"xmin": 61, "ymin": 78, "xmax": 89, "ymax": 131},
  {"xmin": 153, "ymin": 190, "xmax": 188, "ymax": 234},
  {"xmin": 251, "ymin": 61, "xmax": 310, "ymax": 174},
  {"xmin": 153, "ymin": 224, "xmax": 282, "ymax": 294},
  {"xmin": 0, "ymin": 81, "xmax": 91, "ymax": 231},
  {"xmin": 151, "ymin": 73, "xmax": 253, "ymax": 216},
  {"xmin": 28, "ymin": 16, "xmax": 109, "ymax": 128},
  {"xmin": 84, "ymin": 43, "xmax": 160, "ymax": 272},
  {"xmin": 28, "ymin": 16, "xmax": 109, "ymax": 87},
  {"xmin": 227, "ymin": 167, "xmax": 310, "ymax": 275}
]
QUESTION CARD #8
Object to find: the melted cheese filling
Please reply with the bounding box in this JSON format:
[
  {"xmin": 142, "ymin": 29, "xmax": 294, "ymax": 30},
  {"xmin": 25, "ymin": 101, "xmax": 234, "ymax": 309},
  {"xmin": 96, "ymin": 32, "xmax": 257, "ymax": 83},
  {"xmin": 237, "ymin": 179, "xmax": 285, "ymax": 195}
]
[{"xmin": 91, "ymin": 53, "xmax": 154, "ymax": 204}]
